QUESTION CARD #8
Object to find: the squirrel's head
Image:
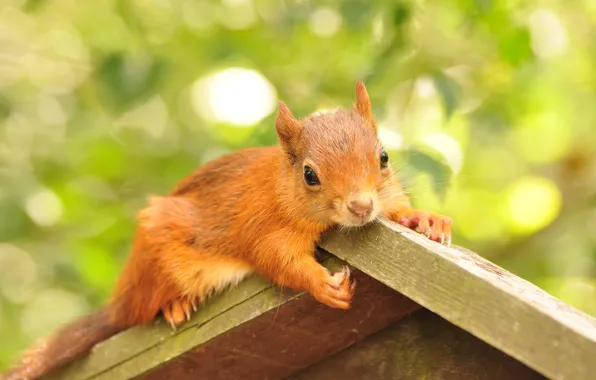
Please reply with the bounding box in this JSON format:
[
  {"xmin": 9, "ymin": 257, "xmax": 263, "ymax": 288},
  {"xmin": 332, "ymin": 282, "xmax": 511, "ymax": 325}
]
[{"xmin": 275, "ymin": 81, "xmax": 404, "ymax": 227}]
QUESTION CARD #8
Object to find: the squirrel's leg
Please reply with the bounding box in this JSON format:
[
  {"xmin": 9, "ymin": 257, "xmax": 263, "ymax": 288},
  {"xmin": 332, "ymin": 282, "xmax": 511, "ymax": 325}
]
[
  {"xmin": 378, "ymin": 169, "xmax": 452, "ymax": 245},
  {"xmin": 160, "ymin": 295, "xmax": 197, "ymax": 329},
  {"xmin": 384, "ymin": 207, "xmax": 452, "ymax": 245},
  {"xmin": 252, "ymin": 231, "xmax": 355, "ymax": 309},
  {"xmin": 116, "ymin": 196, "xmax": 252, "ymax": 330},
  {"xmin": 158, "ymin": 250, "xmax": 252, "ymax": 329},
  {"xmin": 109, "ymin": 231, "xmax": 183, "ymax": 329}
]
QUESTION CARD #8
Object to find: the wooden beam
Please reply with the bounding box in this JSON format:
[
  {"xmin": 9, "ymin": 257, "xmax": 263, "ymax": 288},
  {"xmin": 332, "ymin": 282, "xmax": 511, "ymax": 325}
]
[
  {"xmin": 288, "ymin": 309, "xmax": 546, "ymax": 380},
  {"xmin": 319, "ymin": 218, "xmax": 596, "ymax": 380},
  {"xmin": 38, "ymin": 218, "xmax": 596, "ymax": 380},
  {"xmin": 43, "ymin": 254, "xmax": 420, "ymax": 380}
]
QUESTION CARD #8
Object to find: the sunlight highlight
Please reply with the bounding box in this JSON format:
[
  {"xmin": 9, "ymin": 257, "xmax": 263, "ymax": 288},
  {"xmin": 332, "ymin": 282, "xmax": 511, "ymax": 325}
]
[
  {"xmin": 309, "ymin": 7, "xmax": 342, "ymax": 37},
  {"xmin": 528, "ymin": 9, "xmax": 568, "ymax": 58},
  {"xmin": 378, "ymin": 127, "xmax": 403, "ymax": 150},
  {"xmin": 507, "ymin": 176, "xmax": 562, "ymax": 234},
  {"xmin": 191, "ymin": 68, "xmax": 277, "ymax": 127},
  {"xmin": 25, "ymin": 188, "xmax": 63, "ymax": 227},
  {"xmin": 219, "ymin": 0, "xmax": 258, "ymax": 30}
]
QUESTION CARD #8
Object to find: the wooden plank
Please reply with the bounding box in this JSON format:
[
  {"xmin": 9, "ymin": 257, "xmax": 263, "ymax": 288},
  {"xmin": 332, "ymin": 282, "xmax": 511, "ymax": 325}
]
[
  {"xmin": 319, "ymin": 218, "xmax": 596, "ymax": 380},
  {"xmin": 44, "ymin": 275, "xmax": 275, "ymax": 380},
  {"xmin": 288, "ymin": 309, "xmax": 546, "ymax": 380},
  {"xmin": 43, "ymin": 254, "xmax": 420, "ymax": 380}
]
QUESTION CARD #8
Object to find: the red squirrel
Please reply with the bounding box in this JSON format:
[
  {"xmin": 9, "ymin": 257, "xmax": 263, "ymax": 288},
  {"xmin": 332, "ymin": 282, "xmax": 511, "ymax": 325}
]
[{"xmin": 2, "ymin": 81, "xmax": 451, "ymax": 380}]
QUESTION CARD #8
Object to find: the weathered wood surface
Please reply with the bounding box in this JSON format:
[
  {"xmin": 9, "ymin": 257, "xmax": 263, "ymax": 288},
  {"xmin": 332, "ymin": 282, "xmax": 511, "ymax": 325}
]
[
  {"xmin": 38, "ymin": 217, "xmax": 596, "ymax": 380},
  {"xmin": 44, "ymin": 254, "xmax": 420, "ymax": 380},
  {"xmin": 320, "ymin": 218, "xmax": 596, "ymax": 380},
  {"xmin": 288, "ymin": 309, "xmax": 546, "ymax": 380}
]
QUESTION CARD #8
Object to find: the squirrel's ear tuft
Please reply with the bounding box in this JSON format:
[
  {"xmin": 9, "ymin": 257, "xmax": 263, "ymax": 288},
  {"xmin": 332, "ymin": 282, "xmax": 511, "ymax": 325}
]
[
  {"xmin": 354, "ymin": 81, "xmax": 376, "ymax": 129},
  {"xmin": 275, "ymin": 101, "xmax": 303, "ymax": 158}
]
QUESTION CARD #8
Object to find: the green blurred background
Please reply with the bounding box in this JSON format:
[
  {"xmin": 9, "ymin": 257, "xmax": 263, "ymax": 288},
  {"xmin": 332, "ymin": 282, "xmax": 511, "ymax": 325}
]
[{"xmin": 1, "ymin": 0, "xmax": 596, "ymax": 370}]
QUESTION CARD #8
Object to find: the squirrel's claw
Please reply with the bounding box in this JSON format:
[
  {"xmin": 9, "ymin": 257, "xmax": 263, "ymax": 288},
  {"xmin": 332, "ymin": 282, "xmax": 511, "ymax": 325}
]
[
  {"xmin": 182, "ymin": 301, "xmax": 192, "ymax": 321},
  {"xmin": 161, "ymin": 307, "xmax": 176, "ymax": 330},
  {"xmin": 393, "ymin": 209, "xmax": 452, "ymax": 246},
  {"xmin": 315, "ymin": 266, "xmax": 355, "ymax": 309},
  {"xmin": 161, "ymin": 295, "xmax": 198, "ymax": 330}
]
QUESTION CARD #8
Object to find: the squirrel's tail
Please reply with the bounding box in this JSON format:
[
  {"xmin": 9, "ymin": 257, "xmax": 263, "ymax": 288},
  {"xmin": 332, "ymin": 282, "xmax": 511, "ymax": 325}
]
[{"xmin": 1, "ymin": 308, "xmax": 124, "ymax": 380}]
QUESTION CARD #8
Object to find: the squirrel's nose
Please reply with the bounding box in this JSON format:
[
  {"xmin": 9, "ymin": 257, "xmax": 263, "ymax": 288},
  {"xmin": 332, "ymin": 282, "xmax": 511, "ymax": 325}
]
[{"xmin": 348, "ymin": 198, "xmax": 374, "ymax": 218}]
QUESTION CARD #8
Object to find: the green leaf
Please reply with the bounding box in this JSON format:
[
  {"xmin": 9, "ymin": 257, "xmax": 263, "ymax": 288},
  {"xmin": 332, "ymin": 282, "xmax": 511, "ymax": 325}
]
[
  {"xmin": 498, "ymin": 27, "xmax": 532, "ymax": 66},
  {"xmin": 403, "ymin": 145, "xmax": 453, "ymax": 201},
  {"xmin": 96, "ymin": 54, "xmax": 167, "ymax": 113},
  {"xmin": 432, "ymin": 72, "xmax": 460, "ymax": 121}
]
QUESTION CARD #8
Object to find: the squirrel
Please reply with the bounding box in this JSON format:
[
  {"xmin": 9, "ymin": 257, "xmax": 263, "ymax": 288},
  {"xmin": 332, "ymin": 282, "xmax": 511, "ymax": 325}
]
[{"xmin": 2, "ymin": 81, "xmax": 452, "ymax": 380}]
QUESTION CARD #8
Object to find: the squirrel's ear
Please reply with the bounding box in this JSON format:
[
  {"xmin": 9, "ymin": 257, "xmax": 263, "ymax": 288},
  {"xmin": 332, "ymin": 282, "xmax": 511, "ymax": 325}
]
[
  {"xmin": 354, "ymin": 80, "xmax": 376, "ymax": 129},
  {"xmin": 275, "ymin": 101, "xmax": 303, "ymax": 157}
]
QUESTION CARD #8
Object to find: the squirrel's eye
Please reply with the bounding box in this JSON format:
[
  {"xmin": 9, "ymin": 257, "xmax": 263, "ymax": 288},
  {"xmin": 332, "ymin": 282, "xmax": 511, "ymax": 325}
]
[
  {"xmin": 303, "ymin": 166, "xmax": 320, "ymax": 186},
  {"xmin": 380, "ymin": 148, "xmax": 389, "ymax": 169}
]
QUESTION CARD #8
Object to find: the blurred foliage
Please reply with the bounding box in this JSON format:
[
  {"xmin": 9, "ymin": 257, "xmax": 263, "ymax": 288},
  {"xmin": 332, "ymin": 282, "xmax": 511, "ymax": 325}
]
[{"xmin": 1, "ymin": 0, "xmax": 596, "ymax": 370}]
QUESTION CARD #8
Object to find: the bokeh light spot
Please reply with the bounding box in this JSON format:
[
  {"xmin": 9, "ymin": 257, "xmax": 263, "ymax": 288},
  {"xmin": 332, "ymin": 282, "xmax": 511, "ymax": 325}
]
[
  {"xmin": 219, "ymin": 0, "xmax": 258, "ymax": 30},
  {"xmin": 25, "ymin": 188, "xmax": 63, "ymax": 227},
  {"xmin": 30, "ymin": 28, "xmax": 91, "ymax": 94},
  {"xmin": 37, "ymin": 95, "xmax": 68, "ymax": 127},
  {"xmin": 415, "ymin": 76, "xmax": 436, "ymax": 98},
  {"xmin": 309, "ymin": 7, "xmax": 342, "ymax": 38},
  {"xmin": 507, "ymin": 176, "xmax": 562, "ymax": 234},
  {"xmin": 191, "ymin": 68, "xmax": 277, "ymax": 127},
  {"xmin": 0, "ymin": 244, "xmax": 39, "ymax": 304},
  {"xmin": 378, "ymin": 127, "xmax": 403, "ymax": 150},
  {"xmin": 181, "ymin": 0, "xmax": 216, "ymax": 31},
  {"xmin": 528, "ymin": 9, "xmax": 568, "ymax": 58}
]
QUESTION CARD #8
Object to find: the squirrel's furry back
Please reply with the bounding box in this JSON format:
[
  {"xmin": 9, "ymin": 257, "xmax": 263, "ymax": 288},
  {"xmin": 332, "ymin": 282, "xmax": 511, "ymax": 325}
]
[{"xmin": 0, "ymin": 81, "xmax": 441, "ymax": 379}]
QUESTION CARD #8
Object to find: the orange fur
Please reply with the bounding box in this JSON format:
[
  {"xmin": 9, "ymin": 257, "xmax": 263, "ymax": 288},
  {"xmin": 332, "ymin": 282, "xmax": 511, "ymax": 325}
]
[{"xmin": 3, "ymin": 81, "xmax": 452, "ymax": 380}]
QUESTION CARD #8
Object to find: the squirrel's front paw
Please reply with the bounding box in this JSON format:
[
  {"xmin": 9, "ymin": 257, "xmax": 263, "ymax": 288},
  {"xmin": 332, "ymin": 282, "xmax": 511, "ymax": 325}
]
[
  {"xmin": 161, "ymin": 295, "xmax": 198, "ymax": 330},
  {"xmin": 393, "ymin": 209, "xmax": 452, "ymax": 246},
  {"xmin": 311, "ymin": 266, "xmax": 355, "ymax": 309}
]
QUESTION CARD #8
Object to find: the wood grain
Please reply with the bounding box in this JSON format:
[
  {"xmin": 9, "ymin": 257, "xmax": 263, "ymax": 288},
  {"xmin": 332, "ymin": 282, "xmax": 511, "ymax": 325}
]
[
  {"xmin": 320, "ymin": 218, "xmax": 596, "ymax": 380},
  {"xmin": 288, "ymin": 309, "xmax": 546, "ymax": 380},
  {"xmin": 39, "ymin": 218, "xmax": 596, "ymax": 380},
  {"xmin": 43, "ymin": 254, "xmax": 419, "ymax": 380}
]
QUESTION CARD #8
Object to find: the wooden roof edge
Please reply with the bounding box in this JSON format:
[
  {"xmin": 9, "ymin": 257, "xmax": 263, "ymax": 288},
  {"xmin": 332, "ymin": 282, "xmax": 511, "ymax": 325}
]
[
  {"xmin": 320, "ymin": 217, "xmax": 596, "ymax": 380},
  {"xmin": 41, "ymin": 218, "xmax": 596, "ymax": 380},
  {"xmin": 43, "ymin": 254, "xmax": 419, "ymax": 380}
]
